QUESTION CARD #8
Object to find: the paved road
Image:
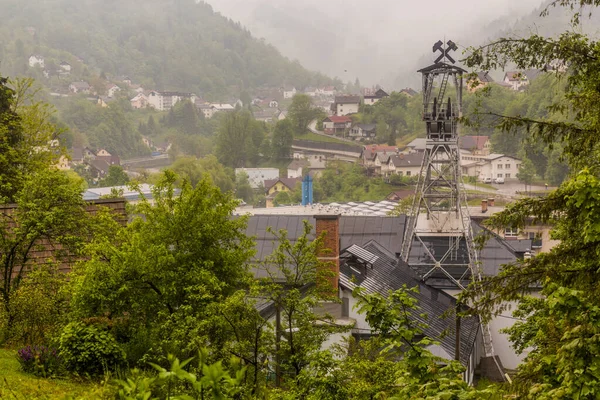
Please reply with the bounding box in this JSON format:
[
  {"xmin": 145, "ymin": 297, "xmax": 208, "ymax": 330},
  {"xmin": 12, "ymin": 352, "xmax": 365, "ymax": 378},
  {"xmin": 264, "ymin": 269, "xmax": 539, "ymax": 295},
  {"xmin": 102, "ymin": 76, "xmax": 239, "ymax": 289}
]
[
  {"xmin": 308, "ymin": 119, "xmax": 357, "ymax": 143},
  {"xmin": 464, "ymin": 182, "xmax": 554, "ymax": 198}
]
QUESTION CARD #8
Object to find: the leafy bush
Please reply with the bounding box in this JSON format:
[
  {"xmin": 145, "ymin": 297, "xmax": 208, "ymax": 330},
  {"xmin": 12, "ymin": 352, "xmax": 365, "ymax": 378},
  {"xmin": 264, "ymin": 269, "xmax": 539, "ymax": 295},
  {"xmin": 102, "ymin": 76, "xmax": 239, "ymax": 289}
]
[
  {"xmin": 17, "ymin": 345, "xmax": 63, "ymax": 377},
  {"xmin": 59, "ymin": 322, "xmax": 126, "ymax": 376}
]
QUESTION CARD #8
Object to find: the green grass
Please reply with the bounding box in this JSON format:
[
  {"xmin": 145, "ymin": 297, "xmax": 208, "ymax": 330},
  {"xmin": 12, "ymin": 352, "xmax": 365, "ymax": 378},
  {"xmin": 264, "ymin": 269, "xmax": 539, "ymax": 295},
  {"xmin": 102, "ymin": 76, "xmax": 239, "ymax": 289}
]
[
  {"xmin": 0, "ymin": 348, "xmax": 111, "ymax": 400},
  {"xmin": 470, "ymin": 182, "xmax": 498, "ymax": 191},
  {"xmin": 297, "ymin": 132, "xmax": 361, "ymax": 146}
]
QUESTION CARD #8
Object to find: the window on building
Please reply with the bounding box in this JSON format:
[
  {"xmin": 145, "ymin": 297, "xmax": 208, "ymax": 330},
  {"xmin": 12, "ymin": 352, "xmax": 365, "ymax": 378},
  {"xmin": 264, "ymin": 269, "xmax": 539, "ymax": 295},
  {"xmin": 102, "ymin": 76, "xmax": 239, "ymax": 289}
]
[
  {"xmin": 505, "ymin": 164, "xmax": 511, "ymax": 169},
  {"xmin": 406, "ymin": 171, "xmax": 411, "ymax": 176},
  {"xmin": 516, "ymin": 163, "xmax": 521, "ymax": 169},
  {"xmin": 529, "ymin": 232, "xmax": 543, "ymax": 248},
  {"xmin": 497, "ymin": 164, "xmax": 503, "ymax": 169},
  {"xmin": 505, "ymin": 173, "xmax": 511, "ymax": 178},
  {"xmin": 504, "ymin": 227, "xmax": 519, "ymax": 238},
  {"xmin": 497, "ymin": 173, "xmax": 503, "ymax": 178}
]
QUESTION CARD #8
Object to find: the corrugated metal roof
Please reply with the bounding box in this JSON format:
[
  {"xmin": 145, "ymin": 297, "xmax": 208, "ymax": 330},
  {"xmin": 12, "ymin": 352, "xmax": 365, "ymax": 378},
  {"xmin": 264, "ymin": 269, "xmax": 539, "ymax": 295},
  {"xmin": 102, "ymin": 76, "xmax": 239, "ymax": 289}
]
[{"xmin": 339, "ymin": 241, "xmax": 479, "ymax": 366}]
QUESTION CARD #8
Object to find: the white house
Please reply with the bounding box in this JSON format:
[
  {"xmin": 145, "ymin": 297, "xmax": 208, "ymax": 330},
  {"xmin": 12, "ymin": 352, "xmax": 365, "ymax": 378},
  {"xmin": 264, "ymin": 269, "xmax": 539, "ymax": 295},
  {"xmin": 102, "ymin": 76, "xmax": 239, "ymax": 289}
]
[
  {"xmin": 287, "ymin": 160, "xmax": 309, "ymax": 179},
  {"xmin": 197, "ymin": 104, "xmax": 215, "ymax": 119},
  {"xmin": 503, "ymin": 71, "xmax": 529, "ymax": 91},
  {"xmin": 28, "ymin": 55, "xmax": 45, "ymax": 68},
  {"xmin": 59, "ymin": 61, "xmax": 71, "ymax": 74},
  {"xmin": 130, "ymin": 93, "xmax": 148, "ymax": 109},
  {"xmin": 316, "ymin": 86, "xmax": 336, "ymax": 97},
  {"xmin": 235, "ymin": 168, "xmax": 280, "ymax": 189},
  {"xmin": 464, "ymin": 154, "xmax": 522, "ymax": 182},
  {"xmin": 363, "ymin": 88, "xmax": 389, "ymax": 105},
  {"xmin": 387, "ymin": 152, "xmax": 424, "ymax": 177},
  {"xmin": 210, "ymin": 103, "xmax": 235, "ymax": 112},
  {"xmin": 282, "ymin": 86, "xmax": 297, "ymax": 99},
  {"xmin": 106, "ymin": 84, "xmax": 121, "ymax": 98},
  {"xmin": 69, "ymin": 81, "xmax": 91, "ymax": 94},
  {"xmin": 349, "ymin": 123, "xmax": 377, "ymax": 138},
  {"xmin": 147, "ymin": 91, "xmax": 198, "ymax": 111},
  {"xmin": 331, "ymin": 95, "xmax": 360, "ymax": 116},
  {"xmin": 269, "ymin": 100, "xmax": 279, "ymax": 108}
]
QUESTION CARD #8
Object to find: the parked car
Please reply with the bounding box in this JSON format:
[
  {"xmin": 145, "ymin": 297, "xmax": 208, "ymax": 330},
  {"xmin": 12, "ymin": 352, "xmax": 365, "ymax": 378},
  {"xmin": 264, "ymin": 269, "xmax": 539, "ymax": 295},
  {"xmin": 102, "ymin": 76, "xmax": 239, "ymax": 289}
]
[
  {"xmin": 494, "ymin": 177, "xmax": 505, "ymax": 184},
  {"xmin": 483, "ymin": 177, "xmax": 492, "ymax": 184}
]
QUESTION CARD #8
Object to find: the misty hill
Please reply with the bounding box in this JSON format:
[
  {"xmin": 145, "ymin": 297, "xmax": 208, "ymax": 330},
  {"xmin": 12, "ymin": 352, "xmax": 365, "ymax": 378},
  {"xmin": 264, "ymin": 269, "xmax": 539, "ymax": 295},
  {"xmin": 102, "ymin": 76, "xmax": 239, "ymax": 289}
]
[
  {"xmin": 392, "ymin": 1, "xmax": 600, "ymax": 88},
  {"xmin": 205, "ymin": 0, "xmax": 544, "ymax": 89},
  {"xmin": 0, "ymin": 0, "xmax": 334, "ymax": 97}
]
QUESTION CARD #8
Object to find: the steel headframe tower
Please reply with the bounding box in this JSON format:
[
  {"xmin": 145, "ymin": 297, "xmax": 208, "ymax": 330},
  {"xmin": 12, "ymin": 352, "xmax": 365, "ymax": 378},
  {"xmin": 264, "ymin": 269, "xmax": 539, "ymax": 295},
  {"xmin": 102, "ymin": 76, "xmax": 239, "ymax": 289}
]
[{"xmin": 400, "ymin": 40, "xmax": 477, "ymax": 290}]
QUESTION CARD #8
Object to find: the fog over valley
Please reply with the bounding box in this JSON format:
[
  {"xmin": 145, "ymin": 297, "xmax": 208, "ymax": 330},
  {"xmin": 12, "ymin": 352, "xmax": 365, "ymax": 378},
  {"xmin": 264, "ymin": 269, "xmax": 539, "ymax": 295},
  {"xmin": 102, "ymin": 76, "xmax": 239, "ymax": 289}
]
[{"xmin": 207, "ymin": 0, "xmax": 546, "ymax": 88}]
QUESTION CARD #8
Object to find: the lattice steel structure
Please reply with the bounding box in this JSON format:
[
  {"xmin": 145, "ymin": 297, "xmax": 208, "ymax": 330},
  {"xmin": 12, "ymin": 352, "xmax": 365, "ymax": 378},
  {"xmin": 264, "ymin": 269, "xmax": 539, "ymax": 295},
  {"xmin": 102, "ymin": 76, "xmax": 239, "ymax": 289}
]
[{"xmin": 400, "ymin": 42, "xmax": 477, "ymax": 290}]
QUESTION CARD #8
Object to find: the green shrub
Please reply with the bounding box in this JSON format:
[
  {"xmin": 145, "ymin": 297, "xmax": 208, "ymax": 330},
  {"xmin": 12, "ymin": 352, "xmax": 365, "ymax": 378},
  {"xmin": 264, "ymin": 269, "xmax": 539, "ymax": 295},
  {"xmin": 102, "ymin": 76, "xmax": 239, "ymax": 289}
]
[{"xmin": 59, "ymin": 322, "xmax": 126, "ymax": 376}]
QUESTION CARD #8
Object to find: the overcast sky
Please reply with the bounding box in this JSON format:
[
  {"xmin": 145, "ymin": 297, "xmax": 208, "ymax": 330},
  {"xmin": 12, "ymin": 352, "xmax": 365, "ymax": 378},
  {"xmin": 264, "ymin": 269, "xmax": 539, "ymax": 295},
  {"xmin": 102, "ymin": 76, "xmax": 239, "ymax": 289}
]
[{"xmin": 206, "ymin": 0, "xmax": 546, "ymax": 87}]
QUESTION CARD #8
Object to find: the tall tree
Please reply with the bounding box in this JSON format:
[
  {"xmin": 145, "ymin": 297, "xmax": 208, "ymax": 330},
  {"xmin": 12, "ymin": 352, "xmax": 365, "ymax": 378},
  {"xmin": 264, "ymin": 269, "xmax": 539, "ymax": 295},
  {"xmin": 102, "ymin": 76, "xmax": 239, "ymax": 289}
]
[
  {"xmin": 68, "ymin": 171, "xmax": 254, "ymax": 363},
  {"xmin": 287, "ymin": 94, "xmax": 324, "ymax": 135},
  {"xmin": 462, "ymin": 1, "xmax": 600, "ymax": 397},
  {"xmin": 1, "ymin": 169, "xmax": 88, "ymax": 339},
  {"xmin": 215, "ymin": 109, "xmax": 266, "ymax": 168},
  {"xmin": 270, "ymin": 119, "xmax": 294, "ymax": 160}
]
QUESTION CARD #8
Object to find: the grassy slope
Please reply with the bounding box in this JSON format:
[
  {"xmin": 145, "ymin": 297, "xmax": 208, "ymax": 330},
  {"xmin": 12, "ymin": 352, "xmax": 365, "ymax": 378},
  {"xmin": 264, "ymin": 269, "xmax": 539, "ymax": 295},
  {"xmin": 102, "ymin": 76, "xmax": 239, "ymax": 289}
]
[{"xmin": 0, "ymin": 349, "xmax": 109, "ymax": 400}]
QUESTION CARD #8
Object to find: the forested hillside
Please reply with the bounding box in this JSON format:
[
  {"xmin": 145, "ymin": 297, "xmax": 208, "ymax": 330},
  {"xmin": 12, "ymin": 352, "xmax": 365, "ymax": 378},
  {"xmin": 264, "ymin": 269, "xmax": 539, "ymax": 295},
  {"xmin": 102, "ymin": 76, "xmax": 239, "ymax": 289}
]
[{"xmin": 0, "ymin": 0, "xmax": 333, "ymax": 98}]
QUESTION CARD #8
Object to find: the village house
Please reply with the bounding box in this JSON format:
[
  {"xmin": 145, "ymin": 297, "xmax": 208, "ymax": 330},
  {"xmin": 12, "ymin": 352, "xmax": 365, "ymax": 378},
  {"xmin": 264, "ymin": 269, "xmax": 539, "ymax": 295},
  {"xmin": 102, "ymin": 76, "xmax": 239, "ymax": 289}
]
[
  {"xmin": 106, "ymin": 84, "xmax": 121, "ymax": 98},
  {"xmin": 303, "ymin": 87, "xmax": 317, "ymax": 97},
  {"xmin": 466, "ymin": 71, "xmax": 494, "ymax": 92},
  {"xmin": 130, "ymin": 93, "xmax": 149, "ymax": 109},
  {"xmin": 268, "ymin": 99, "xmax": 279, "ymax": 108},
  {"xmin": 399, "ymin": 88, "xmax": 418, "ymax": 97},
  {"xmin": 387, "ymin": 152, "xmax": 424, "ymax": 177},
  {"xmin": 264, "ymin": 177, "xmax": 301, "ymax": 196},
  {"xmin": 287, "ymin": 159, "xmax": 309, "ymax": 179},
  {"xmin": 360, "ymin": 145, "xmax": 398, "ymax": 167},
  {"xmin": 316, "ymin": 86, "xmax": 336, "ymax": 97},
  {"xmin": 69, "ymin": 81, "xmax": 91, "ymax": 94},
  {"xmin": 461, "ymin": 154, "xmax": 521, "ymax": 182},
  {"xmin": 282, "ymin": 85, "xmax": 297, "ymax": 99},
  {"xmin": 331, "ymin": 95, "xmax": 361, "ymax": 116},
  {"xmin": 59, "ymin": 61, "xmax": 71, "ymax": 76},
  {"xmin": 363, "ymin": 88, "xmax": 389, "ymax": 105},
  {"xmin": 459, "ymin": 135, "xmax": 491, "ymax": 156},
  {"xmin": 97, "ymin": 96, "xmax": 114, "ymax": 108},
  {"xmin": 235, "ymin": 168, "xmax": 280, "ymax": 189},
  {"xmin": 322, "ymin": 115, "xmax": 352, "ymax": 134},
  {"xmin": 242, "ymin": 214, "xmax": 484, "ymax": 384},
  {"xmin": 404, "ymin": 137, "xmax": 427, "ymax": 153},
  {"xmin": 349, "ymin": 123, "xmax": 377, "ymax": 139},
  {"xmin": 210, "ymin": 103, "xmax": 235, "ymax": 113},
  {"xmin": 147, "ymin": 91, "xmax": 198, "ymax": 111},
  {"xmin": 502, "ymin": 70, "xmax": 542, "ymax": 91},
  {"xmin": 28, "ymin": 54, "xmax": 45, "ymax": 68}
]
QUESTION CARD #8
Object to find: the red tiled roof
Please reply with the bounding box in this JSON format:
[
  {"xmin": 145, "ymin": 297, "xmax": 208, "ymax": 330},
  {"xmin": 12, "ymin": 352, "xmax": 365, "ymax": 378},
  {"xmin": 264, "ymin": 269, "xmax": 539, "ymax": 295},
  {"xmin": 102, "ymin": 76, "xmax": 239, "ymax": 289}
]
[{"xmin": 324, "ymin": 116, "xmax": 352, "ymax": 123}]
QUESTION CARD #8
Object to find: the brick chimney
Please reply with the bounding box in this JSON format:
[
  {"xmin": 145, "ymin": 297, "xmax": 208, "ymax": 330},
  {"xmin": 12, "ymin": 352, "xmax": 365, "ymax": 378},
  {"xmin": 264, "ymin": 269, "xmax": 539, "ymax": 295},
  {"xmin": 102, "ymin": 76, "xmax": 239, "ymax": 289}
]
[
  {"xmin": 487, "ymin": 198, "xmax": 495, "ymax": 207},
  {"xmin": 481, "ymin": 199, "xmax": 488, "ymax": 213},
  {"xmin": 315, "ymin": 214, "xmax": 340, "ymax": 292}
]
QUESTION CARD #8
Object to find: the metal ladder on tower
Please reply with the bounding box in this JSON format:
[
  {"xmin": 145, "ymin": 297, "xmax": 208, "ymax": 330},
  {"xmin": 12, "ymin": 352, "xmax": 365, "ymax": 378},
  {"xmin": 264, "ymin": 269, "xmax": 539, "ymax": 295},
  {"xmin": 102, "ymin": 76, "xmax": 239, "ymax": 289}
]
[{"xmin": 437, "ymin": 73, "xmax": 450, "ymax": 109}]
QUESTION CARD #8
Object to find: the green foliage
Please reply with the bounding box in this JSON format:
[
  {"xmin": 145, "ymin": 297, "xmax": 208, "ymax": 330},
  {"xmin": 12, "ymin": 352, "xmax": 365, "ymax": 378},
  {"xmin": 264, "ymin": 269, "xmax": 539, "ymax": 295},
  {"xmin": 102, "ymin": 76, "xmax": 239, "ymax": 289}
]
[
  {"xmin": 287, "ymin": 94, "xmax": 325, "ymax": 136},
  {"xmin": 234, "ymin": 172, "xmax": 254, "ymax": 204},
  {"xmin": 59, "ymin": 322, "xmax": 125, "ymax": 376},
  {"xmin": 0, "ymin": 77, "xmax": 63, "ymax": 202},
  {"xmin": 216, "ymin": 109, "xmax": 267, "ymax": 168},
  {"xmin": 69, "ymin": 171, "xmax": 254, "ymax": 364},
  {"xmin": 6, "ymin": 266, "xmax": 69, "ymax": 346},
  {"xmin": 170, "ymin": 155, "xmax": 234, "ymax": 192},
  {"xmin": 270, "ymin": 119, "xmax": 294, "ymax": 160},
  {"xmin": 115, "ymin": 350, "xmax": 247, "ymax": 400},
  {"xmin": 98, "ymin": 165, "xmax": 130, "ymax": 188},
  {"xmin": 0, "ymin": 168, "xmax": 88, "ymax": 343},
  {"xmin": 0, "ymin": 0, "xmax": 334, "ymax": 98},
  {"xmin": 314, "ymin": 161, "xmax": 396, "ymax": 202},
  {"xmin": 254, "ymin": 221, "xmax": 343, "ymax": 384}
]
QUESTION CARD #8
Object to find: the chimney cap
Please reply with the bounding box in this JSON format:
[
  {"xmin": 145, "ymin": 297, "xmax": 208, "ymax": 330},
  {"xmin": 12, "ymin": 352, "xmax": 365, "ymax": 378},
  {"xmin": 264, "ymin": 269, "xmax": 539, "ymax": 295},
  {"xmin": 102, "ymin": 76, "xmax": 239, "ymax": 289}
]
[{"xmin": 315, "ymin": 214, "xmax": 340, "ymax": 220}]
